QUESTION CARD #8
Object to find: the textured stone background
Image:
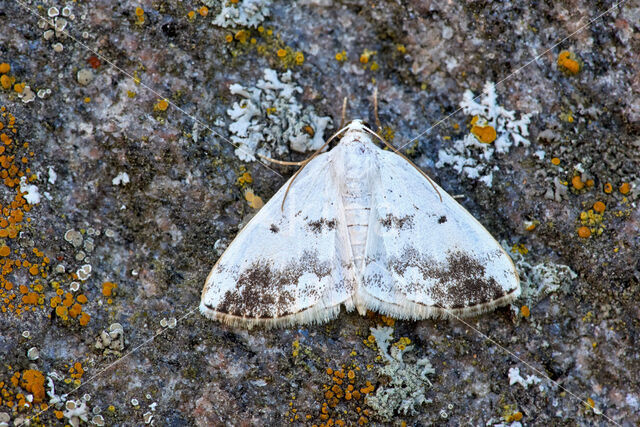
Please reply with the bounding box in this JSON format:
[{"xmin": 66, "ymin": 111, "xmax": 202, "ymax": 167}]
[{"xmin": 1, "ymin": 0, "xmax": 639, "ymax": 425}]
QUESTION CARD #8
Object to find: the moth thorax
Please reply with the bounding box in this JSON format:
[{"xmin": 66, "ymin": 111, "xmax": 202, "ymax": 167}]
[{"xmin": 338, "ymin": 142, "xmax": 373, "ymax": 274}]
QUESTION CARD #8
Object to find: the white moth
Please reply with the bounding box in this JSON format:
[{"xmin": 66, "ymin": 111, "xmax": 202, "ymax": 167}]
[{"xmin": 200, "ymin": 120, "xmax": 520, "ymax": 328}]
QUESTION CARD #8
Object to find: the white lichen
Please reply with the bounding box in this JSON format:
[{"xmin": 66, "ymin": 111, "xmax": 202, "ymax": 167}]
[
  {"xmin": 225, "ymin": 68, "xmax": 332, "ymax": 161},
  {"xmin": 203, "ymin": 0, "xmax": 271, "ymax": 28},
  {"xmin": 63, "ymin": 399, "xmax": 89, "ymax": 427},
  {"xmin": 503, "ymin": 241, "xmax": 577, "ymax": 299},
  {"xmin": 48, "ymin": 166, "xmax": 57, "ymax": 184},
  {"xmin": 365, "ymin": 326, "xmax": 435, "ymax": 421},
  {"xmin": 508, "ymin": 367, "xmax": 542, "ymax": 389},
  {"xmin": 112, "ymin": 171, "xmax": 130, "ymax": 186},
  {"xmin": 19, "ymin": 177, "xmax": 41, "ymax": 204},
  {"xmin": 436, "ymin": 82, "xmax": 533, "ymax": 186}
]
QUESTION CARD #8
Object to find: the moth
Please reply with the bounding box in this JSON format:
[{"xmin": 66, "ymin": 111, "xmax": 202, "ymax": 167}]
[{"xmin": 200, "ymin": 120, "xmax": 520, "ymax": 328}]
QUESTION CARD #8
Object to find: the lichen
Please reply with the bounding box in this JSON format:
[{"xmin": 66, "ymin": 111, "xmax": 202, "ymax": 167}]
[
  {"xmin": 436, "ymin": 82, "xmax": 533, "ymax": 186},
  {"xmin": 508, "ymin": 367, "xmax": 542, "ymax": 389},
  {"xmin": 204, "ymin": 0, "xmax": 272, "ymax": 29},
  {"xmin": 365, "ymin": 326, "xmax": 434, "ymax": 421},
  {"xmin": 503, "ymin": 241, "xmax": 577, "ymax": 300},
  {"xmin": 225, "ymin": 68, "xmax": 332, "ymax": 161}
]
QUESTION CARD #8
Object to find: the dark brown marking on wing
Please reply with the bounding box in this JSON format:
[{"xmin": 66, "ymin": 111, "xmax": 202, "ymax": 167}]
[
  {"xmin": 216, "ymin": 251, "xmax": 335, "ymax": 318},
  {"xmin": 306, "ymin": 218, "xmax": 337, "ymax": 234},
  {"xmin": 379, "ymin": 213, "xmax": 414, "ymax": 230},
  {"xmin": 438, "ymin": 215, "xmax": 447, "ymax": 224},
  {"xmin": 390, "ymin": 248, "xmax": 511, "ymax": 309},
  {"xmin": 269, "ymin": 224, "xmax": 280, "ymax": 233}
]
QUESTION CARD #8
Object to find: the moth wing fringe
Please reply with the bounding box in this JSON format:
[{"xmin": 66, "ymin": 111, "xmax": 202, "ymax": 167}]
[
  {"xmin": 356, "ymin": 287, "xmax": 521, "ymax": 321},
  {"xmin": 198, "ymin": 300, "xmax": 348, "ymax": 330}
]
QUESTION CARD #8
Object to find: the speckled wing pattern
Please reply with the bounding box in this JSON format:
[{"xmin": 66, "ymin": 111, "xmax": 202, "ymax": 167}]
[
  {"xmin": 357, "ymin": 148, "xmax": 520, "ymax": 319},
  {"xmin": 200, "ymin": 153, "xmax": 356, "ymax": 328}
]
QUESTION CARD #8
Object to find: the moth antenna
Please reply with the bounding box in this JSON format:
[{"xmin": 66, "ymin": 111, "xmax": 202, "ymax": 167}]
[
  {"xmin": 373, "ymin": 87, "xmax": 382, "ymax": 134},
  {"xmin": 362, "ymin": 125, "xmax": 443, "ymax": 202},
  {"xmin": 339, "ymin": 97, "xmax": 348, "ymax": 130},
  {"xmin": 280, "ymin": 125, "xmax": 349, "ymax": 210},
  {"xmin": 257, "ymin": 154, "xmax": 306, "ymax": 166}
]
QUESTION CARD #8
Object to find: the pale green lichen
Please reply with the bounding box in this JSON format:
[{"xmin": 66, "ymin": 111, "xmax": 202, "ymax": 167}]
[
  {"xmin": 225, "ymin": 68, "xmax": 332, "ymax": 161},
  {"xmin": 436, "ymin": 82, "xmax": 534, "ymax": 186},
  {"xmin": 203, "ymin": 0, "xmax": 272, "ymax": 28},
  {"xmin": 503, "ymin": 240, "xmax": 577, "ymax": 299},
  {"xmin": 365, "ymin": 326, "xmax": 435, "ymax": 421}
]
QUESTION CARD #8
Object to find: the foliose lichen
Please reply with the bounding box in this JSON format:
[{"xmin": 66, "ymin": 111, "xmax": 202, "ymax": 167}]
[
  {"xmin": 225, "ymin": 68, "xmax": 332, "ymax": 161},
  {"xmin": 203, "ymin": 0, "xmax": 272, "ymax": 28},
  {"xmin": 365, "ymin": 326, "xmax": 435, "ymax": 421},
  {"xmin": 503, "ymin": 240, "xmax": 577, "ymax": 300},
  {"xmin": 436, "ymin": 82, "xmax": 534, "ymax": 186}
]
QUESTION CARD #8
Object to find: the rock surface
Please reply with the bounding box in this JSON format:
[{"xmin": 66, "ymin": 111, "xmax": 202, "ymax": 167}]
[{"xmin": 0, "ymin": 0, "xmax": 638, "ymax": 425}]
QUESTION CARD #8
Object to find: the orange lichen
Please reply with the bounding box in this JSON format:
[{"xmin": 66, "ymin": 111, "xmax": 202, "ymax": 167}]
[
  {"xmin": 359, "ymin": 49, "xmax": 376, "ymax": 65},
  {"xmin": 234, "ymin": 30, "xmax": 249, "ymax": 43},
  {"xmin": 79, "ymin": 312, "xmax": 91, "ymax": 326},
  {"xmin": 277, "ymin": 49, "xmax": 287, "ymax": 58},
  {"xmin": 62, "ymin": 292, "xmax": 74, "ymax": 307},
  {"xmin": 557, "ymin": 50, "xmax": 581, "ymax": 75},
  {"xmin": 603, "ymin": 182, "xmax": 613, "ymax": 194},
  {"xmin": 335, "ymin": 51, "xmax": 347, "ymax": 62},
  {"xmin": 571, "ymin": 176, "xmax": 584, "ymax": 190},
  {"xmin": 155, "ymin": 99, "xmax": 169, "ymax": 111},
  {"xmin": 380, "ymin": 315, "xmax": 395, "ymax": 327},
  {"xmin": 619, "ymin": 182, "xmax": 630, "ymax": 195},
  {"xmin": 521, "ymin": 305, "xmax": 530, "ymax": 317},
  {"xmin": 70, "ymin": 362, "xmax": 85, "ymax": 379},
  {"xmin": 237, "ymin": 171, "xmax": 252, "ymax": 185},
  {"xmin": 244, "ymin": 189, "xmax": 264, "ymax": 209},
  {"xmin": 593, "ymin": 201, "xmax": 605, "ymax": 214},
  {"xmin": 0, "ymin": 75, "xmax": 12, "ymax": 90},
  {"xmin": 198, "ymin": 6, "xmax": 208, "ymax": 16},
  {"xmin": 506, "ymin": 411, "xmax": 523, "ymax": 422},
  {"xmin": 55, "ymin": 305, "xmax": 68, "ymax": 318},
  {"xmin": 87, "ymin": 56, "xmax": 101, "ymax": 69},
  {"xmin": 69, "ymin": 303, "xmax": 82, "ymax": 318},
  {"xmin": 577, "ymin": 226, "xmax": 591, "ymax": 238},
  {"xmin": 550, "ymin": 157, "xmax": 560, "ymax": 166},
  {"xmin": 313, "ymin": 366, "xmax": 372, "ymax": 425},
  {"xmin": 21, "ymin": 292, "xmax": 38, "ymax": 305},
  {"xmin": 102, "ymin": 281, "xmax": 117, "ymax": 297},
  {"xmin": 0, "ymin": 109, "xmax": 55, "ymax": 318},
  {"xmin": 470, "ymin": 124, "xmax": 497, "ymax": 144},
  {"xmin": 0, "ymin": 63, "xmax": 10, "ymax": 74},
  {"xmin": 20, "ymin": 370, "xmax": 45, "ymax": 403}
]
